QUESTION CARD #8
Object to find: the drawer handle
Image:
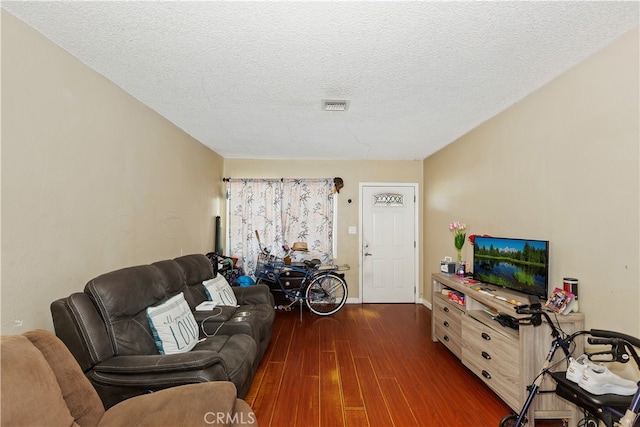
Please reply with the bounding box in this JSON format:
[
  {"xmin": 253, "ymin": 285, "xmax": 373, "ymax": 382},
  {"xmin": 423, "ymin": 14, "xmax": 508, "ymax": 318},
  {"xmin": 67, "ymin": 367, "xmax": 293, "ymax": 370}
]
[
  {"xmin": 443, "ymin": 335, "xmax": 449, "ymax": 342},
  {"xmin": 482, "ymin": 370, "xmax": 492, "ymax": 380},
  {"xmin": 443, "ymin": 321, "xmax": 449, "ymax": 327},
  {"xmin": 443, "ymin": 306, "xmax": 450, "ymax": 313},
  {"xmin": 481, "ymin": 351, "xmax": 492, "ymax": 360},
  {"xmin": 481, "ymin": 332, "xmax": 491, "ymax": 341}
]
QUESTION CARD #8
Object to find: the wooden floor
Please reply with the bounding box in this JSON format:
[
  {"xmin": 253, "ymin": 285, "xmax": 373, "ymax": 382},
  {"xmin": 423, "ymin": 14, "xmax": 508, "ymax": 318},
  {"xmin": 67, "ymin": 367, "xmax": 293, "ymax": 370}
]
[{"xmin": 245, "ymin": 303, "xmax": 565, "ymax": 426}]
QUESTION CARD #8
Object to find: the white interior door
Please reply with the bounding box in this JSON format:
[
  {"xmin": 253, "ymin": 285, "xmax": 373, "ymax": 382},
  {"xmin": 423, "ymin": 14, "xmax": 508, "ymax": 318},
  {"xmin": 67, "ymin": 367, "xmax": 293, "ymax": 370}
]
[{"xmin": 361, "ymin": 184, "xmax": 417, "ymax": 303}]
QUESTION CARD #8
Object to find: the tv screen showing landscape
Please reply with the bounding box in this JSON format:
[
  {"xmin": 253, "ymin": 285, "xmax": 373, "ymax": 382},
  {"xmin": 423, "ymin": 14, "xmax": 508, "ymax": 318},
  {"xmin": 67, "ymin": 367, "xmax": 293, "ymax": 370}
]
[{"xmin": 473, "ymin": 236, "xmax": 549, "ymax": 299}]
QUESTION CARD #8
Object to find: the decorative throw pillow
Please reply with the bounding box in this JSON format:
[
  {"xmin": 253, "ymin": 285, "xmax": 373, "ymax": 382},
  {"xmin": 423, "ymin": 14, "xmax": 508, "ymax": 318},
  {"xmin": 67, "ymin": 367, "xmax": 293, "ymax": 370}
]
[
  {"xmin": 203, "ymin": 275, "xmax": 238, "ymax": 306},
  {"xmin": 146, "ymin": 292, "xmax": 199, "ymax": 355}
]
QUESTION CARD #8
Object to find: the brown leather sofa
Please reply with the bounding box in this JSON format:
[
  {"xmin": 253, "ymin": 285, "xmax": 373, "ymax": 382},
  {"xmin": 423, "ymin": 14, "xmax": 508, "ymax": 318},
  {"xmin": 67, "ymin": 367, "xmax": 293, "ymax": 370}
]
[
  {"xmin": 167, "ymin": 255, "xmax": 275, "ymax": 359},
  {"xmin": 50, "ymin": 254, "xmax": 274, "ymax": 408},
  {"xmin": 1, "ymin": 330, "xmax": 257, "ymax": 426}
]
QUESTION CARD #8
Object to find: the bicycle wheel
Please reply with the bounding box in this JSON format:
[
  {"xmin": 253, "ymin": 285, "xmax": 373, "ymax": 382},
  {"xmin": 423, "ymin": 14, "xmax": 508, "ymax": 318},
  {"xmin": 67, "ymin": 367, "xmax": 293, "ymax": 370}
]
[{"xmin": 304, "ymin": 273, "xmax": 347, "ymax": 316}]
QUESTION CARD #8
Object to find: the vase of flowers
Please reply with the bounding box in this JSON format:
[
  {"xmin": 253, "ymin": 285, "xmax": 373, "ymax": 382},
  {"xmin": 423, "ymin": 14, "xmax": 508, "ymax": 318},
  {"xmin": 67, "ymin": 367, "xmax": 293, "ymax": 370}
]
[
  {"xmin": 449, "ymin": 221, "xmax": 467, "ymax": 264},
  {"xmin": 282, "ymin": 244, "xmax": 292, "ymax": 265}
]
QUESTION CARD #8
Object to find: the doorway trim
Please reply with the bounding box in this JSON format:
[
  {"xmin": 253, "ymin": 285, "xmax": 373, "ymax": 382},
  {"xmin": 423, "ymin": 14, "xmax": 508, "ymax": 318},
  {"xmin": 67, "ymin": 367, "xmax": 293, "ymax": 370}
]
[{"xmin": 358, "ymin": 182, "xmax": 419, "ymax": 304}]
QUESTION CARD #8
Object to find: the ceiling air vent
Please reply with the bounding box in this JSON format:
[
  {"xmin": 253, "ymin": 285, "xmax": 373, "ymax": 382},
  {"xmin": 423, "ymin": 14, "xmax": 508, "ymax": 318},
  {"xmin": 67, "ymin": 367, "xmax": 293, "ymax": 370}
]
[{"xmin": 322, "ymin": 99, "xmax": 349, "ymax": 111}]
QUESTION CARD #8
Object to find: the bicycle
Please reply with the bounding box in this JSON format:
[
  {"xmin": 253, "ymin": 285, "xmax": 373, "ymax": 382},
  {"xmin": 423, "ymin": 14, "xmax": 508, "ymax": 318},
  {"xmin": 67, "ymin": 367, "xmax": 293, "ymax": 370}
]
[
  {"xmin": 253, "ymin": 251, "xmax": 349, "ymax": 317},
  {"xmin": 499, "ymin": 300, "xmax": 640, "ymax": 427}
]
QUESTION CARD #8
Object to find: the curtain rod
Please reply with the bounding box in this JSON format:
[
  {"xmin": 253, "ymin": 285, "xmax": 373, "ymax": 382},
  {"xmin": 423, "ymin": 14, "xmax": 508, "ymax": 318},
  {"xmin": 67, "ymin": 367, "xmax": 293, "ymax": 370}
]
[
  {"xmin": 224, "ymin": 177, "xmax": 344, "ymax": 193},
  {"xmin": 222, "ymin": 177, "xmax": 284, "ymax": 182},
  {"xmin": 223, "ymin": 177, "xmax": 339, "ymax": 182}
]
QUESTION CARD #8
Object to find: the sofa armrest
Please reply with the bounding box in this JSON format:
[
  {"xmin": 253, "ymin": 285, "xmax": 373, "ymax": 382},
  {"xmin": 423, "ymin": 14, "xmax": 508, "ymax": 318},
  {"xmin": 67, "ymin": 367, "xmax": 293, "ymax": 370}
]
[
  {"xmin": 93, "ymin": 351, "xmax": 222, "ymax": 374},
  {"xmin": 98, "ymin": 381, "xmax": 254, "ymax": 427},
  {"xmin": 193, "ymin": 306, "xmax": 237, "ymax": 323},
  {"xmin": 233, "ymin": 284, "xmax": 274, "ymax": 306}
]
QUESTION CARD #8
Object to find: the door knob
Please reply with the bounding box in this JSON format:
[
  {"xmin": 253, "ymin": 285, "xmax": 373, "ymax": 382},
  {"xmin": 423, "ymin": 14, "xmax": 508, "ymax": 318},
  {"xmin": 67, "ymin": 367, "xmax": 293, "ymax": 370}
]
[{"xmin": 364, "ymin": 252, "xmax": 372, "ymax": 256}]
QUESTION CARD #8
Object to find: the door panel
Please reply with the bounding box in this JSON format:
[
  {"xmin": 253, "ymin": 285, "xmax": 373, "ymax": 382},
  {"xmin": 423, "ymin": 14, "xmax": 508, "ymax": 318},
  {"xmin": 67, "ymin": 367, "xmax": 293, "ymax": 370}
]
[{"xmin": 361, "ymin": 185, "xmax": 416, "ymax": 303}]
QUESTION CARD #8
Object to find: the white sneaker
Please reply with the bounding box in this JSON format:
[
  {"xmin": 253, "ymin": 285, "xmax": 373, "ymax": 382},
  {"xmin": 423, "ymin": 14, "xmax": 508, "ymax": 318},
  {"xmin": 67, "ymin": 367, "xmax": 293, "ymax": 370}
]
[
  {"xmin": 566, "ymin": 354, "xmax": 604, "ymax": 383},
  {"xmin": 578, "ymin": 365, "xmax": 638, "ymax": 396}
]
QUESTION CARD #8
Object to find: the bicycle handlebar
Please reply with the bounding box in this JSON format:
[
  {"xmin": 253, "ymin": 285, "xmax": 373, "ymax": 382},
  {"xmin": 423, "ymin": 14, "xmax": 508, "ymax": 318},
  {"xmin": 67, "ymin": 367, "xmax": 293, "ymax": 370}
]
[
  {"xmin": 514, "ymin": 306, "xmax": 640, "ymax": 346},
  {"xmin": 587, "ymin": 331, "xmax": 640, "ymax": 366},
  {"xmin": 515, "ymin": 304, "xmax": 640, "ymax": 364},
  {"xmin": 590, "ymin": 329, "xmax": 640, "ymax": 349},
  {"xmin": 514, "ymin": 305, "xmax": 542, "ymax": 316},
  {"xmin": 588, "ymin": 337, "xmax": 618, "ymax": 346}
]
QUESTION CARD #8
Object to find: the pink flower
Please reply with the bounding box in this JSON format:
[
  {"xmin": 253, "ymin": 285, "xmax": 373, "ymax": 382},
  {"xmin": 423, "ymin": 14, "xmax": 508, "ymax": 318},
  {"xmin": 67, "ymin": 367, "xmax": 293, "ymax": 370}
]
[
  {"xmin": 449, "ymin": 221, "xmax": 466, "ymax": 232},
  {"xmin": 449, "ymin": 221, "xmax": 467, "ymax": 251}
]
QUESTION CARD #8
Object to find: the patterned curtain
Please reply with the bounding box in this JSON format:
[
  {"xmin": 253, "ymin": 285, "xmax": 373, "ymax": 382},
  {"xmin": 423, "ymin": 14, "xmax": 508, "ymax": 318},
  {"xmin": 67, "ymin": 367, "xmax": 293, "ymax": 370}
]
[
  {"xmin": 282, "ymin": 178, "xmax": 334, "ymax": 264},
  {"xmin": 227, "ymin": 178, "xmax": 335, "ymax": 276},
  {"xmin": 227, "ymin": 179, "xmax": 282, "ymax": 276}
]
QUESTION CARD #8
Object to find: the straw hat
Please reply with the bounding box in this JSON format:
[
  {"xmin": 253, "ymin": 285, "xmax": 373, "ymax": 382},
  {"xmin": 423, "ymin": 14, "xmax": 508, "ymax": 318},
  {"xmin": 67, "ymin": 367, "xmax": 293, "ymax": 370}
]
[{"xmin": 291, "ymin": 242, "xmax": 308, "ymax": 252}]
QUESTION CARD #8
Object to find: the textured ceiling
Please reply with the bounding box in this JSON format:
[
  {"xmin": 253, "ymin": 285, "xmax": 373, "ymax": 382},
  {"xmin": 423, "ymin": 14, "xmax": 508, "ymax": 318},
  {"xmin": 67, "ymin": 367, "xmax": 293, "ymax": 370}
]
[{"xmin": 3, "ymin": 1, "xmax": 638, "ymax": 160}]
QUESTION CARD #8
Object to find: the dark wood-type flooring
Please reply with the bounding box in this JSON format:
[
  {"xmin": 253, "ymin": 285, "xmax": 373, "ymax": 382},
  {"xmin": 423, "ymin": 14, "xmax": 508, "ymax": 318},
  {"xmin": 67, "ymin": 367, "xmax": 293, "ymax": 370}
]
[{"xmin": 245, "ymin": 303, "xmax": 564, "ymax": 426}]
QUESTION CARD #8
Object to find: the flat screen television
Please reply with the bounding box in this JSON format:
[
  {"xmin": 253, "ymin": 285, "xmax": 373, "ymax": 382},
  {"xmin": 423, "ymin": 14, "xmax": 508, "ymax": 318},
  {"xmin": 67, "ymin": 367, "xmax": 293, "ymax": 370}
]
[{"xmin": 472, "ymin": 236, "xmax": 549, "ymax": 299}]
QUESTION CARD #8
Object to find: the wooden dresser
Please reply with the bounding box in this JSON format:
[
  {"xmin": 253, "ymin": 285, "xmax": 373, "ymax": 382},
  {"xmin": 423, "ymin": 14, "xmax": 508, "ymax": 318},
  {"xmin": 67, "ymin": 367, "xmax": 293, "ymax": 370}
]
[{"xmin": 432, "ymin": 273, "xmax": 585, "ymax": 426}]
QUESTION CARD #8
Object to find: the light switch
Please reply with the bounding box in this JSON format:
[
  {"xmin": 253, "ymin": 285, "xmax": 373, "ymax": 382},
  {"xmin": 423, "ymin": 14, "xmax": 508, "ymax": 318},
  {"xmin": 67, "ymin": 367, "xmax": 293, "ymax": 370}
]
[{"xmin": 348, "ymin": 226, "xmax": 357, "ymax": 235}]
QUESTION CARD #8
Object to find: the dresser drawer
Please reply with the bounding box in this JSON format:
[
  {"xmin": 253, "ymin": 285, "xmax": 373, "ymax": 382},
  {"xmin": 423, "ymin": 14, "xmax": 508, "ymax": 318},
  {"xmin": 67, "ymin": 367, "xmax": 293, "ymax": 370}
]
[
  {"xmin": 433, "ymin": 296, "xmax": 463, "ymax": 328},
  {"xmin": 278, "ymin": 269, "xmax": 305, "ymax": 289},
  {"xmin": 433, "ymin": 296, "xmax": 464, "ymax": 358},
  {"xmin": 434, "ymin": 322, "xmax": 462, "ymax": 358},
  {"xmin": 461, "ymin": 315, "xmax": 520, "ymax": 409}
]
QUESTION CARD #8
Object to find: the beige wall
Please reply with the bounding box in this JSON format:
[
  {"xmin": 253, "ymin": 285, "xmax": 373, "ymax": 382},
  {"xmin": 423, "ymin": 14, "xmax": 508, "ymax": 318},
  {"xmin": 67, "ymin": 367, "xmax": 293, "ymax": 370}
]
[
  {"xmin": 1, "ymin": 11, "xmax": 225, "ymax": 334},
  {"xmin": 424, "ymin": 28, "xmax": 640, "ymax": 335},
  {"xmin": 224, "ymin": 159, "xmax": 423, "ymax": 299},
  {"xmin": 3, "ymin": 9, "xmax": 637, "ymax": 339}
]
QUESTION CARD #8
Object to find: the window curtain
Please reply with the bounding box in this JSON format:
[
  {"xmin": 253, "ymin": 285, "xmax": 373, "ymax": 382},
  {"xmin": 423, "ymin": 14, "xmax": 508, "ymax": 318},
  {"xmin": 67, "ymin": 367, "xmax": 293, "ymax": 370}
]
[
  {"xmin": 227, "ymin": 179, "xmax": 283, "ymax": 277},
  {"xmin": 282, "ymin": 178, "xmax": 334, "ymax": 264},
  {"xmin": 227, "ymin": 178, "xmax": 335, "ymax": 276}
]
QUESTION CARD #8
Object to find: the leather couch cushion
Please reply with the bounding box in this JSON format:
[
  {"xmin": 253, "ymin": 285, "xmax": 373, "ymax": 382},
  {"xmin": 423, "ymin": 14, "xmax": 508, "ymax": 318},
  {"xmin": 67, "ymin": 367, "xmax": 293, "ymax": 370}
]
[
  {"xmin": 199, "ymin": 304, "xmax": 273, "ymax": 345},
  {"xmin": 88, "ymin": 334, "xmax": 258, "ymax": 400},
  {"xmin": 93, "ymin": 351, "xmax": 223, "ymax": 374},
  {"xmin": 195, "ymin": 334, "xmax": 258, "ymax": 396},
  {"xmin": 151, "ymin": 259, "xmax": 187, "ymax": 295},
  {"xmin": 174, "ymin": 254, "xmax": 215, "ymax": 307},
  {"xmin": 174, "ymin": 254, "xmax": 213, "ymax": 286},
  {"xmin": 194, "ymin": 306, "xmax": 238, "ymax": 325},
  {"xmin": 85, "ymin": 265, "xmax": 167, "ymax": 356}
]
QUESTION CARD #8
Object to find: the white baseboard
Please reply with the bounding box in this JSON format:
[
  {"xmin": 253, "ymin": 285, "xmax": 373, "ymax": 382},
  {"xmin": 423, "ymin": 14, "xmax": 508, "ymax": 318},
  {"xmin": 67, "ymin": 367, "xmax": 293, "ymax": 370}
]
[
  {"xmin": 346, "ymin": 297, "xmax": 431, "ymax": 308},
  {"xmin": 418, "ymin": 297, "xmax": 432, "ymax": 310}
]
